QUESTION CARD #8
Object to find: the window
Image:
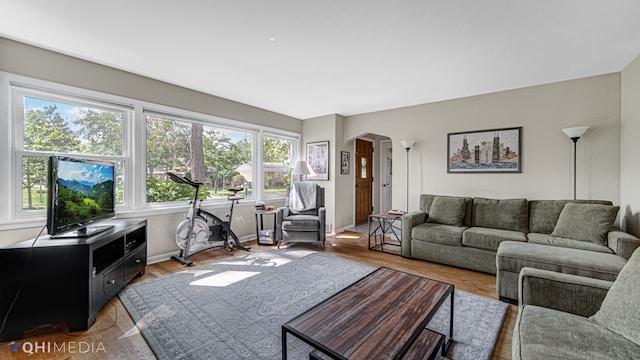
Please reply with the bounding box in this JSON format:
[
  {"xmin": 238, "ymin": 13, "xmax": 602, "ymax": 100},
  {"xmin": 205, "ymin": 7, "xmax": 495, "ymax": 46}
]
[
  {"xmin": 17, "ymin": 91, "xmax": 129, "ymax": 214},
  {"xmin": 263, "ymin": 135, "xmax": 293, "ymax": 199},
  {"xmin": 145, "ymin": 112, "xmax": 255, "ymax": 203},
  {"xmin": 4, "ymin": 73, "xmax": 300, "ymax": 227}
]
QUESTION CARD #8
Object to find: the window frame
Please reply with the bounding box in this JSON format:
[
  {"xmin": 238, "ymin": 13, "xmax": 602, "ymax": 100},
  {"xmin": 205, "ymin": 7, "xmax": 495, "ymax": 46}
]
[
  {"xmin": 142, "ymin": 109, "xmax": 260, "ymax": 207},
  {"xmin": 10, "ymin": 82, "xmax": 134, "ymax": 223},
  {"xmin": 262, "ymin": 132, "xmax": 297, "ymax": 199}
]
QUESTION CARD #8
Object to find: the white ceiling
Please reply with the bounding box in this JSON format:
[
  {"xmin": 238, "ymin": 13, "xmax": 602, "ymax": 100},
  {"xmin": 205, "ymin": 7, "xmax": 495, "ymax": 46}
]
[{"xmin": 2, "ymin": 1, "xmax": 640, "ymax": 119}]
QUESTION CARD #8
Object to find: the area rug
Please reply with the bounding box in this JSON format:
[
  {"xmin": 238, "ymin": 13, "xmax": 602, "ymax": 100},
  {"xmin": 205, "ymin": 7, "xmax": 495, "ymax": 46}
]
[{"xmin": 119, "ymin": 249, "xmax": 508, "ymax": 360}]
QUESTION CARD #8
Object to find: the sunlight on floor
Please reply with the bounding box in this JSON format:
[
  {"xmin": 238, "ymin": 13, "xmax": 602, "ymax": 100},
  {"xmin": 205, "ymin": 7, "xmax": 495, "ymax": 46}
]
[
  {"xmin": 215, "ymin": 249, "xmax": 315, "ymax": 267},
  {"xmin": 120, "ymin": 304, "xmax": 176, "ymax": 339},
  {"xmin": 336, "ymin": 233, "xmax": 360, "ymax": 239},
  {"xmin": 190, "ymin": 271, "xmax": 260, "ymax": 287},
  {"xmin": 178, "ymin": 269, "xmax": 215, "ymax": 277}
]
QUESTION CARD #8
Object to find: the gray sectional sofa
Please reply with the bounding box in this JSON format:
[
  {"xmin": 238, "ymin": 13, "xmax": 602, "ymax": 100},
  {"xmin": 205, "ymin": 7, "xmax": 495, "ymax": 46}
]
[
  {"xmin": 513, "ymin": 248, "xmax": 640, "ymax": 359},
  {"xmin": 401, "ymin": 194, "xmax": 640, "ymax": 302}
]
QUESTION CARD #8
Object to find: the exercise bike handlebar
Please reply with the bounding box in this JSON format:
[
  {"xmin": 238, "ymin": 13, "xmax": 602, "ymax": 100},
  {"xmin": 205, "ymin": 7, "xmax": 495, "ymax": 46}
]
[{"xmin": 166, "ymin": 172, "xmax": 203, "ymax": 187}]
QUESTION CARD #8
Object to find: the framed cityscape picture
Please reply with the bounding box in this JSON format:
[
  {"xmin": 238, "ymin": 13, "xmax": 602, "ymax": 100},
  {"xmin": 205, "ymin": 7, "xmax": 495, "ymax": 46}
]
[
  {"xmin": 447, "ymin": 127, "xmax": 522, "ymax": 173},
  {"xmin": 306, "ymin": 141, "xmax": 330, "ymax": 180}
]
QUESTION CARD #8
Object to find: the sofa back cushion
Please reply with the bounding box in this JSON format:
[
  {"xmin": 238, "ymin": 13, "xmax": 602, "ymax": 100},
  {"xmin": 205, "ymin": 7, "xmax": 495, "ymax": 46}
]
[
  {"xmin": 550, "ymin": 203, "xmax": 619, "ymax": 245},
  {"xmin": 426, "ymin": 196, "xmax": 466, "ymax": 226},
  {"xmin": 528, "ymin": 199, "xmax": 613, "ymax": 234},
  {"xmin": 591, "ymin": 248, "xmax": 640, "ymax": 346},
  {"xmin": 420, "ymin": 194, "xmax": 473, "ymax": 226},
  {"xmin": 471, "ymin": 197, "xmax": 529, "ymax": 233}
]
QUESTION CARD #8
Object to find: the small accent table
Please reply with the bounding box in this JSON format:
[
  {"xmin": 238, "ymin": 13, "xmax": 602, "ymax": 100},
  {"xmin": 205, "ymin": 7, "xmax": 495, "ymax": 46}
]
[
  {"xmin": 254, "ymin": 209, "xmax": 277, "ymax": 245},
  {"xmin": 368, "ymin": 212, "xmax": 403, "ymax": 254}
]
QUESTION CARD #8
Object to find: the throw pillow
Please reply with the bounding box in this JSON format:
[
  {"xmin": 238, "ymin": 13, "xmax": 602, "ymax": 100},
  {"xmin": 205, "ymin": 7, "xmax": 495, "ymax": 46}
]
[
  {"xmin": 471, "ymin": 197, "xmax": 529, "ymax": 233},
  {"xmin": 427, "ymin": 196, "xmax": 466, "ymax": 227},
  {"xmin": 550, "ymin": 203, "xmax": 619, "ymax": 245},
  {"xmin": 590, "ymin": 248, "xmax": 640, "ymax": 346}
]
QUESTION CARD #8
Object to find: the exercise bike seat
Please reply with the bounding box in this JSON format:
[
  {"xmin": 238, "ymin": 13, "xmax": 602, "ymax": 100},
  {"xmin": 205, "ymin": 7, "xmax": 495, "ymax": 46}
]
[{"xmin": 226, "ymin": 186, "xmax": 243, "ymax": 194}]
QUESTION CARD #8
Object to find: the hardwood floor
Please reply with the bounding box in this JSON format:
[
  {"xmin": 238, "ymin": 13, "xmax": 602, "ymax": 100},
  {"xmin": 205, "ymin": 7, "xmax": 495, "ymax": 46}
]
[{"xmin": 0, "ymin": 231, "xmax": 517, "ymax": 359}]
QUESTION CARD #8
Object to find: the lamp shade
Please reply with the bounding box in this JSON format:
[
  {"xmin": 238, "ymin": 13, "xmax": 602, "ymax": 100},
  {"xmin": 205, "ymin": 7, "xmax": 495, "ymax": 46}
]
[
  {"xmin": 400, "ymin": 139, "xmax": 415, "ymax": 149},
  {"xmin": 291, "ymin": 160, "xmax": 310, "ymax": 176},
  {"xmin": 561, "ymin": 126, "xmax": 590, "ymax": 139}
]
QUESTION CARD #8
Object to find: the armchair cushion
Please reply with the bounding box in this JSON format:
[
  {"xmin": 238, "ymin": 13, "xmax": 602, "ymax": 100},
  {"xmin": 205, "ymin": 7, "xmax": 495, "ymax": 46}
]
[
  {"xmin": 591, "ymin": 248, "xmax": 640, "ymax": 346},
  {"xmin": 281, "ymin": 215, "xmax": 321, "ymax": 231},
  {"xmin": 426, "ymin": 196, "xmax": 466, "ymax": 226},
  {"xmin": 551, "ymin": 203, "xmax": 619, "ymax": 245}
]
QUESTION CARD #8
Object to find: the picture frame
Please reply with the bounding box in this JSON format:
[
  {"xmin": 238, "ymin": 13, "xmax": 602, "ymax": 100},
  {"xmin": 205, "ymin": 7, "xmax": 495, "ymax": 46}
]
[
  {"xmin": 306, "ymin": 141, "xmax": 330, "ymax": 180},
  {"xmin": 447, "ymin": 127, "xmax": 522, "ymax": 173},
  {"xmin": 340, "ymin": 151, "xmax": 350, "ymax": 175}
]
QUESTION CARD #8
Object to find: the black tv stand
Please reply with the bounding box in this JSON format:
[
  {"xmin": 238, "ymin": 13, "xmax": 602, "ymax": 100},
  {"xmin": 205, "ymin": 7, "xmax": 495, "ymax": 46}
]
[
  {"xmin": 50, "ymin": 224, "xmax": 114, "ymax": 238},
  {"xmin": 0, "ymin": 218, "xmax": 147, "ymax": 341}
]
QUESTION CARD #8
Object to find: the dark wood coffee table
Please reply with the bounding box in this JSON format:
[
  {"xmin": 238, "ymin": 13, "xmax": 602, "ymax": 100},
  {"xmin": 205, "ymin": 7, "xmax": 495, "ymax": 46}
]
[{"xmin": 282, "ymin": 267, "xmax": 454, "ymax": 359}]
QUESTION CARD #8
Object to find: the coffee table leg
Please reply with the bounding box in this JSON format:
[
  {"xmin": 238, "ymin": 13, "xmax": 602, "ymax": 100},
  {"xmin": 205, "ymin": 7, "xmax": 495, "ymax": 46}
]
[
  {"xmin": 443, "ymin": 288, "xmax": 454, "ymax": 355},
  {"xmin": 282, "ymin": 327, "xmax": 287, "ymax": 360}
]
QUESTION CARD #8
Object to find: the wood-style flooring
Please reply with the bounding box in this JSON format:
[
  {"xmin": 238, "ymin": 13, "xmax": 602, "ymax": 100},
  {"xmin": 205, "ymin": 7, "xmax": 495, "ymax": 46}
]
[{"xmin": 0, "ymin": 231, "xmax": 517, "ymax": 359}]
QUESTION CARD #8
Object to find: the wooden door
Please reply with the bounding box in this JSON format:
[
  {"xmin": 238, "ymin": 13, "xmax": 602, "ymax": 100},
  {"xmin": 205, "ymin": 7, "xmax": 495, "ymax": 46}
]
[{"xmin": 355, "ymin": 139, "xmax": 373, "ymax": 224}]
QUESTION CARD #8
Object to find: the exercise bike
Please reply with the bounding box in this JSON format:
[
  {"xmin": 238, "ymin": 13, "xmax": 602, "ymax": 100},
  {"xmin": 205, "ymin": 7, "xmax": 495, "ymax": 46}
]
[{"xmin": 167, "ymin": 172, "xmax": 250, "ymax": 266}]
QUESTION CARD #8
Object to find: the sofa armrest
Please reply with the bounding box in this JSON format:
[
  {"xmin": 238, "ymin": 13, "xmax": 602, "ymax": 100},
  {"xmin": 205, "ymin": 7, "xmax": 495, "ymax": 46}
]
[
  {"xmin": 401, "ymin": 211, "xmax": 427, "ymax": 258},
  {"xmin": 519, "ymin": 267, "xmax": 613, "ymax": 317},
  {"xmin": 608, "ymin": 230, "xmax": 640, "ymax": 259}
]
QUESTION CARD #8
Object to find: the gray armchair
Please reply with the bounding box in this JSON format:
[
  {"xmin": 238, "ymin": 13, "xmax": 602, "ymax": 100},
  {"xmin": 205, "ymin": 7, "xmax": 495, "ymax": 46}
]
[
  {"xmin": 513, "ymin": 248, "xmax": 640, "ymax": 359},
  {"xmin": 275, "ymin": 183, "xmax": 326, "ymax": 250}
]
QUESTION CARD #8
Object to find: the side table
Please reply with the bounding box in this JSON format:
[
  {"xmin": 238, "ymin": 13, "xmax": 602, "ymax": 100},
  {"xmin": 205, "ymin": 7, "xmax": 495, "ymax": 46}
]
[
  {"xmin": 368, "ymin": 212, "xmax": 403, "ymax": 255},
  {"xmin": 254, "ymin": 209, "xmax": 277, "ymax": 245}
]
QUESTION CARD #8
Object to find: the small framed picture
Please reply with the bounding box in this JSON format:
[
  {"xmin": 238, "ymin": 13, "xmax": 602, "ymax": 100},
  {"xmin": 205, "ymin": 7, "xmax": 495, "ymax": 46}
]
[
  {"xmin": 340, "ymin": 151, "xmax": 350, "ymax": 174},
  {"xmin": 306, "ymin": 141, "xmax": 330, "ymax": 180}
]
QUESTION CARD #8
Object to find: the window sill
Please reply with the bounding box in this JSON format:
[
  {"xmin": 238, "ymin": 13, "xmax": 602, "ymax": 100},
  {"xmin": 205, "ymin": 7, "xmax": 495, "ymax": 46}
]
[{"xmin": 0, "ymin": 197, "xmax": 286, "ymax": 232}]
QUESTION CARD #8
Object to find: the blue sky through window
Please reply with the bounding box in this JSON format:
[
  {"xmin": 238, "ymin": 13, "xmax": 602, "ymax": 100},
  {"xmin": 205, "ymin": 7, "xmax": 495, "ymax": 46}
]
[{"xmin": 25, "ymin": 97, "xmax": 88, "ymax": 132}]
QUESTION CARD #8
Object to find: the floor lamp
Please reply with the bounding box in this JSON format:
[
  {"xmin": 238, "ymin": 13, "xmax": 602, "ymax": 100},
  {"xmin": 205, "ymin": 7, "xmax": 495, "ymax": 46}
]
[
  {"xmin": 561, "ymin": 126, "xmax": 590, "ymax": 200},
  {"xmin": 400, "ymin": 140, "xmax": 415, "ymax": 211}
]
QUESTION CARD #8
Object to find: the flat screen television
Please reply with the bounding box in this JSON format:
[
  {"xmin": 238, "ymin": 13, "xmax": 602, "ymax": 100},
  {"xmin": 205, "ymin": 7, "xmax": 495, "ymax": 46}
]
[{"xmin": 47, "ymin": 156, "xmax": 116, "ymax": 238}]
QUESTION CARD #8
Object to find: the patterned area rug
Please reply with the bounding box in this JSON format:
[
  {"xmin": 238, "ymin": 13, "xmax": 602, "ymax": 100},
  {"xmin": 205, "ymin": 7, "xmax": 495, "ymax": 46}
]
[{"xmin": 119, "ymin": 249, "xmax": 508, "ymax": 359}]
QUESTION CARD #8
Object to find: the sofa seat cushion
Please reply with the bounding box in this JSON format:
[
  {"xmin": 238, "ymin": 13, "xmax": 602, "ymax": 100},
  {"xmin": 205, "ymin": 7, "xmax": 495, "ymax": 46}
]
[
  {"xmin": 281, "ymin": 215, "xmax": 320, "ymax": 232},
  {"xmin": 462, "ymin": 227, "xmax": 527, "ymax": 251},
  {"xmin": 472, "ymin": 197, "xmax": 529, "ymax": 233},
  {"xmin": 551, "ymin": 203, "xmax": 619, "ymax": 245},
  {"xmin": 411, "ymin": 223, "xmax": 466, "ymax": 247},
  {"xmin": 497, "ymin": 241, "xmax": 625, "ymax": 281},
  {"xmin": 528, "ymin": 233, "xmax": 614, "ymax": 254},
  {"xmin": 513, "ymin": 305, "xmax": 640, "ymax": 360},
  {"xmin": 591, "ymin": 248, "xmax": 640, "ymax": 346}
]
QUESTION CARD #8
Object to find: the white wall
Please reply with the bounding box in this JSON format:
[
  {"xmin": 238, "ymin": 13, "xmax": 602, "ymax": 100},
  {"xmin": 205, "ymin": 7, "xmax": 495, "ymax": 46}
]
[
  {"xmin": 302, "ymin": 114, "xmax": 337, "ymax": 231},
  {"xmin": 333, "ymin": 115, "xmax": 355, "ymax": 230},
  {"xmin": 621, "ymin": 54, "xmax": 640, "ymax": 236},
  {"xmin": 344, "ymin": 74, "xmax": 622, "ymax": 212},
  {"xmin": 0, "ymin": 37, "xmax": 300, "ymax": 256}
]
